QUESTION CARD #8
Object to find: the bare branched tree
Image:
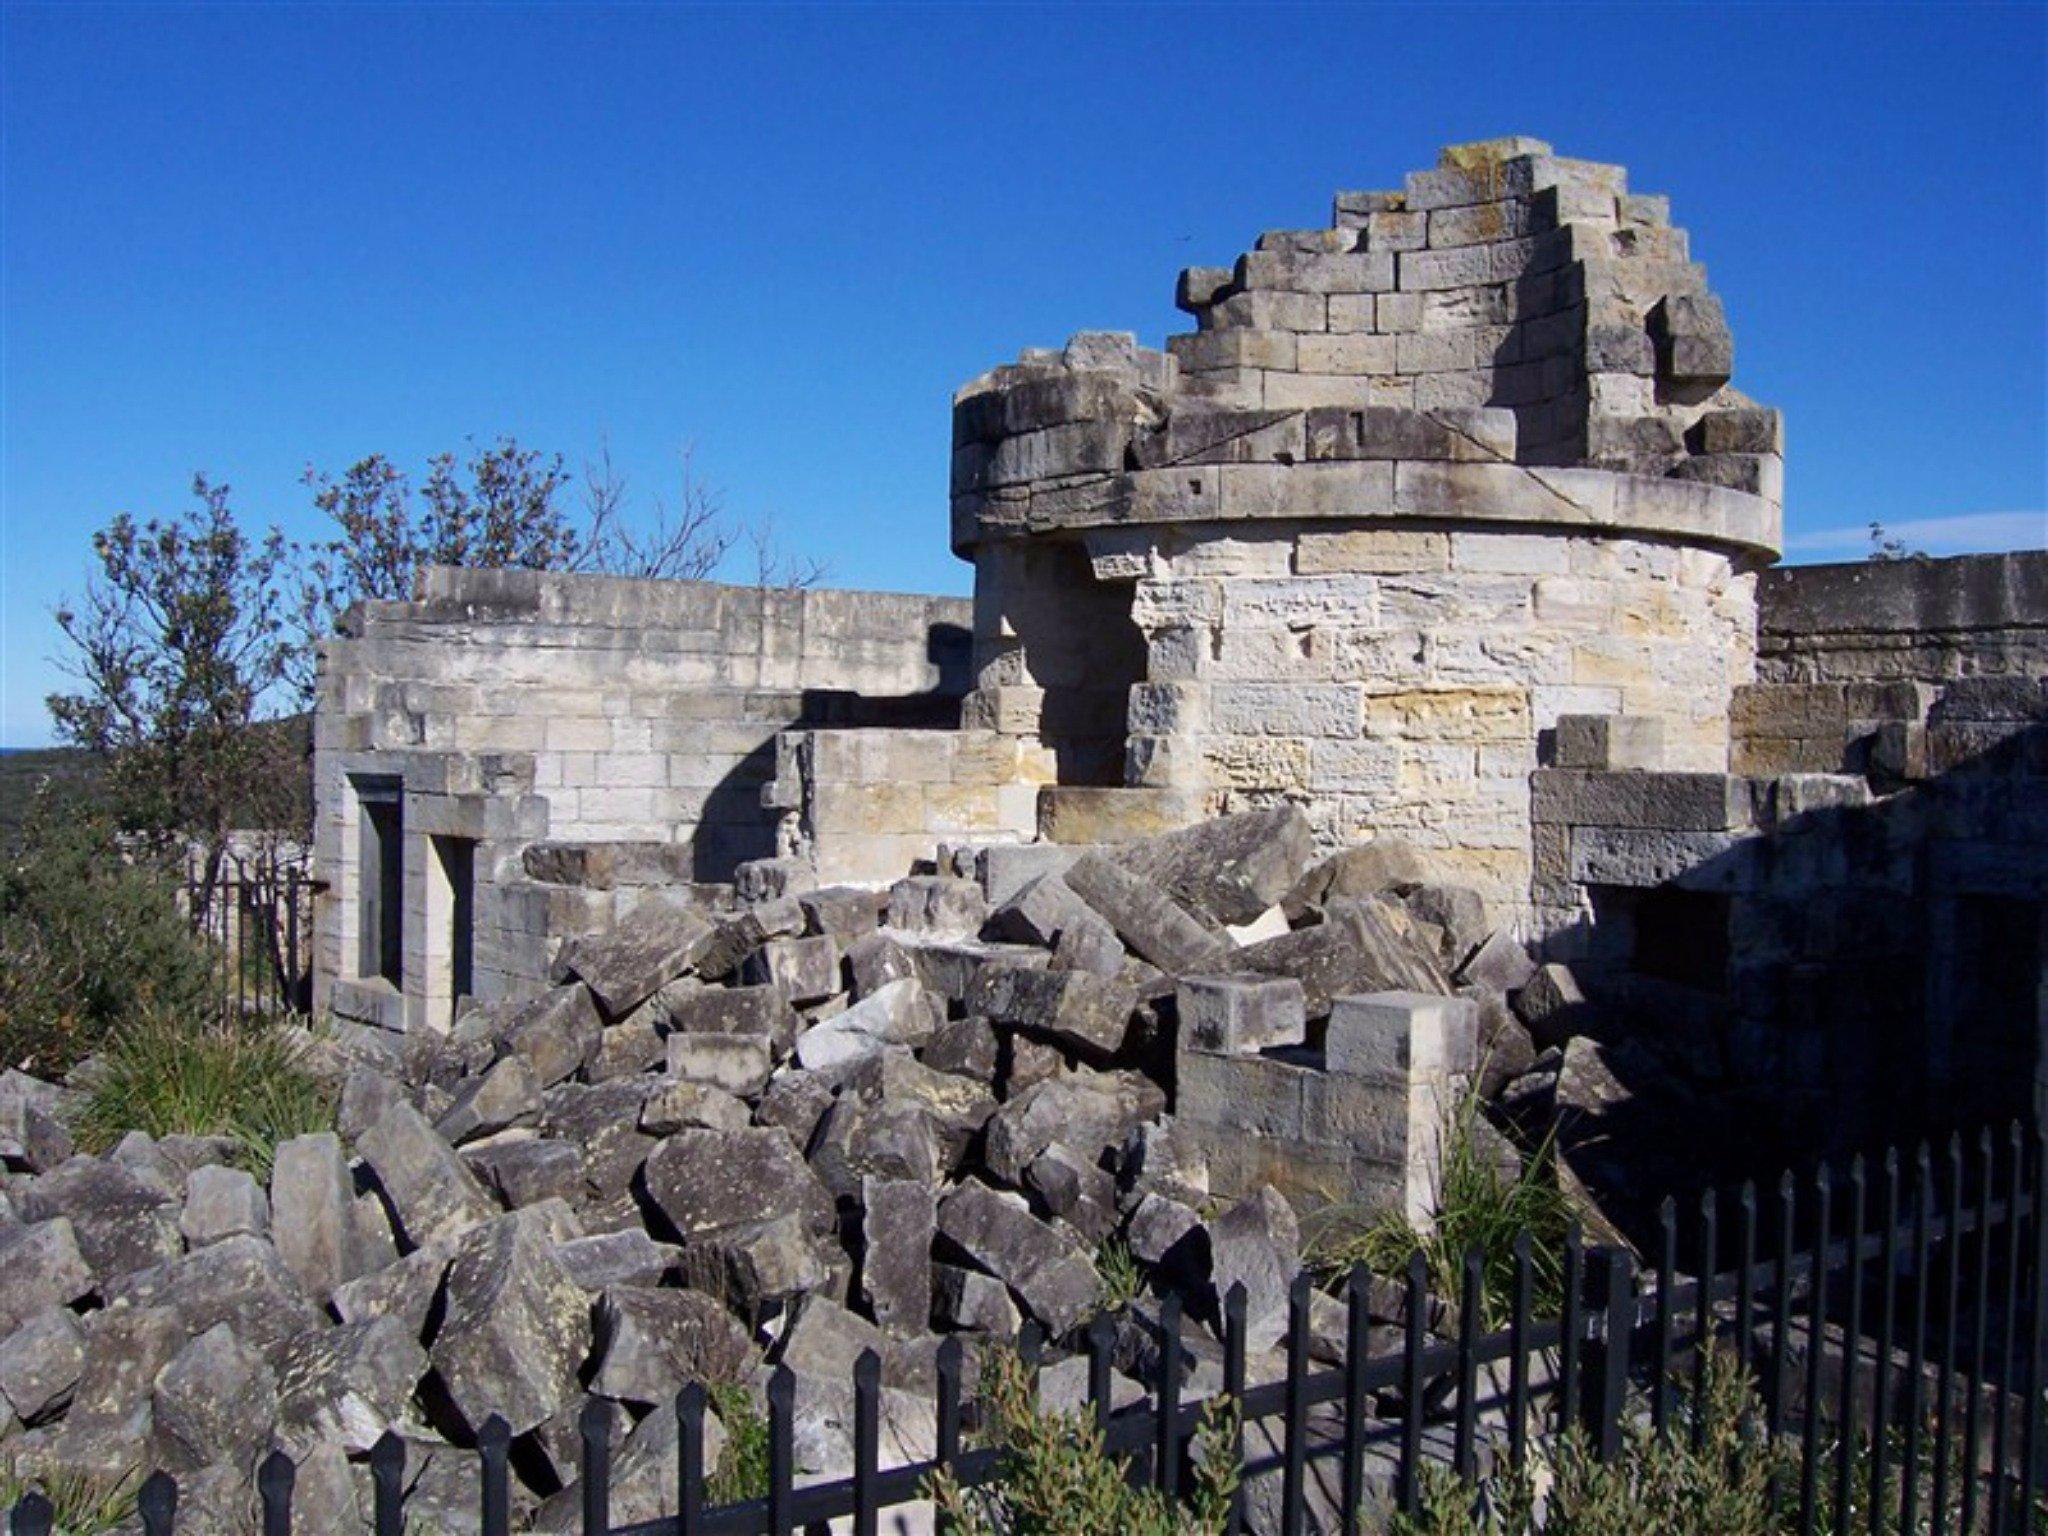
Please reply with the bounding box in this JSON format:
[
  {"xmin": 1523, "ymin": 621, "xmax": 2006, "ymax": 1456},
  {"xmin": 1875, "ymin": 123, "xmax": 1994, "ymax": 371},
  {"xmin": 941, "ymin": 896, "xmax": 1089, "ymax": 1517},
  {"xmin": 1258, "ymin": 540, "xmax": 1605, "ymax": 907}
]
[{"xmin": 578, "ymin": 441, "xmax": 737, "ymax": 582}]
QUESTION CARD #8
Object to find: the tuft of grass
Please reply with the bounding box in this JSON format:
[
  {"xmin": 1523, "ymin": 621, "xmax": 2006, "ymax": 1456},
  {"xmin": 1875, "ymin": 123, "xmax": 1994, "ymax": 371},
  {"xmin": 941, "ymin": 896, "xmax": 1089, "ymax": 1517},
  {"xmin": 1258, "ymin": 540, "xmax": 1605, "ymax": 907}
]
[
  {"xmin": 924, "ymin": 1343, "xmax": 1238, "ymax": 1535},
  {"xmin": 706, "ymin": 1382, "xmax": 772, "ymax": 1508},
  {"xmin": 0, "ymin": 1462, "xmax": 138, "ymax": 1536},
  {"xmin": 1094, "ymin": 1236, "xmax": 1142, "ymax": 1311},
  {"xmin": 69, "ymin": 1008, "xmax": 335, "ymax": 1178},
  {"xmin": 1304, "ymin": 1094, "xmax": 1570, "ymax": 1330}
]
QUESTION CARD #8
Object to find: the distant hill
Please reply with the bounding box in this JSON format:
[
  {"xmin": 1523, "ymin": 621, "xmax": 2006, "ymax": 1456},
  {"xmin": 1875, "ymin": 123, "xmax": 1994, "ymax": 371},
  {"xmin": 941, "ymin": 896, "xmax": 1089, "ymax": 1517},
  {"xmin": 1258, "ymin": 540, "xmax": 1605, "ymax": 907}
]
[{"xmin": 0, "ymin": 746, "xmax": 103, "ymax": 847}]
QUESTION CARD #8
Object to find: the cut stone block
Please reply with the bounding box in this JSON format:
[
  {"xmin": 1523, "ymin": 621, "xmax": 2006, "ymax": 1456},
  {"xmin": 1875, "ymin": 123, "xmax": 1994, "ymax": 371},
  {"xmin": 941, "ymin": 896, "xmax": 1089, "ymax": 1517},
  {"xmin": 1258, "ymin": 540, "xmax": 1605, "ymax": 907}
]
[
  {"xmin": 355, "ymin": 1098, "xmax": 498, "ymax": 1251},
  {"xmin": 1325, "ymin": 992, "xmax": 1479, "ymax": 1078},
  {"xmin": 1178, "ymin": 974, "xmax": 1308, "ymax": 1055},
  {"xmin": 936, "ymin": 1183, "xmax": 1098, "ymax": 1335}
]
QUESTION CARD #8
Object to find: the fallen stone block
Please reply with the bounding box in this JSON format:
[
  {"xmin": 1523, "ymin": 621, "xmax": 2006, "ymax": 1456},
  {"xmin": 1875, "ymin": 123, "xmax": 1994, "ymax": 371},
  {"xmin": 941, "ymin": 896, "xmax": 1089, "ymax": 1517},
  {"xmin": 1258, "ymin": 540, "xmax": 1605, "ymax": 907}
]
[
  {"xmin": 1283, "ymin": 838, "xmax": 1434, "ymax": 918},
  {"xmin": 667, "ymin": 1031, "xmax": 775, "ymax": 1096},
  {"xmin": 938, "ymin": 1183, "xmax": 1099, "ymax": 1336},
  {"xmin": 36, "ymin": 1304, "xmax": 182, "ymax": 1480},
  {"xmin": 501, "ymin": 983, "xmax": 605, "ymax": 1089},
  {"xmin": 270, "ymin": 1131, "xmax": 374, "ymax": 1299},
  {"xmin": 910, "ymin": 939, "xmax": 1053, "ymax": 1006},
  {"xmin": 933, "ymin": 1261, "xmax": 1021, "ymax": 1335},
  {"xmin": 844, "ymin": 929, "xmax": 922, "ymax": 998},
  {"xmin": 587, "ymin": 1016, "xmax": 667, "ymax": 1081},
  {"xmin": 779, "ymin": 1294, "xmax": 891, "ymax": 1386},
  {"xmin": 1064, "ymin": 852, "xmax": 1231, "ymax": 975},
  {"xmin": 102, "ymin": 1232, "xmax": 323, "ymax": 1354},
  {"xmin": 554, "ymin": 1229, "xmax": 680, "ymax": 1291},
  {"xmin": 1514, "ymin": 961, "xmax": 1597, "ymax": 1046},
  {"xmin": 794, "ymin": 977, "xmax": 943, "ymax": 1074},
  {"xmin": 557, "ymin": 899, "xmax": 717, "ymax": 1018},
  {"xmin": 976, "ymin": 843, "xmax": 1081, "ymax": 906},
  {"xmin": 984, "ymin": 1069, "xmax": 1166, "ymax": 1186},
  {"xmin": 1208, "ymin": 1186, "xmax": 1301, "ymax": 1354},
  {"xmin": 886, "ymin": 875, "xmax": 990, "ymax": 938},
  {"xmin": 356, "ymin": 1098, "xmax": 498, "ymax": 1250},
  {"xmin": 152, "ymin": 1322, "xmax": 277, "ymax": 1470},
  {"xmin": 464, "ymin": 1135, "xmax": 588, "ymax": 1208},
  {"xmin": 1237, "ymin": 898, "xmax": 1450, "ymax": 1015},
  {"xmin": 274, "ymin": 1313, "xmax": 430, "ymax": 1456},
  {"xmin": 179, "ymin": 1164, "xmax": 269, "ymax": 1249},
  {"xmin": 592, "ymin": 1287, "xmax": 753, "ymax": 1406},
  {"xmin": 540, "ymin": 1080, "xmax": 660, "ymax": 1200},
  {"xmin": 683, "ymin": 1212, "xmax": 839, "ymax": 1311},
  {"xmin": 745, "ymin": 934, "xmax": 843, "ymax": 1003},
  {"xmin": 983, "ymin": 873, "xmax": 1117, "ymax": 951},
  {"xmin": 331, "ymin": 1244, "xmax": 451, "ymax": 1338},
  {"xmin": 430, "ymin": 1214, "xmax": 592, "ymax": 1436},
  {"xmin": 968, "ymin": 965, "xmax": 1139, "ymax": 1058},
  {"xmin": 1457, "ymin": 929, "xmax": 1537, "ymax": 993},
  {"xmin": 920, "ymin": 1015, "xmax": 1001, "ymax": 1083},
  {"xmin": 1119, "ymin": 805, "xmax": 1316, "ymax": 927},
  {"xmin": 0, "ymin": 1307, "xmax": 82, "ymax": 1425},
  {"xmin": 809, "ymin": 1095, "xmax": 943, "ymax": 1201},
  {"xmin": 863, "ymin": 1177, "xmax": 936, "ymax": 1338},
  {"xmin": 755, "ymin": 1070, "xmax": 836, "ymax": 1153},
  {"xmin": 1127, "ymin": 1192, "xmax": 1206, "ymax": 1275},
  {"xmin": 20, "ymin": 1155, "xmax": 182, "ymax": 1279},
  {"xmin": 839, "ymin": 1050, "xmax": 998, "ymax": 1167},
  {"xmin": 639, "ymin": 1079, "xmax": 751, "ymax": 1135},
  {"xmin": 644, "ymin": 1126, "xmax": 836, "ymax": 1245},
  {"xmin": 800, "ymin": 885, "xmax": 888, "ymax": 941},
  {"xmin": 1178, "ymin": 974, "xmax": 1308, "ymax": 1055},
  {"xmin": 658, "ymin": 982, "xmax": 798, "ymax": 1053},
  {"xmin": 1024, "ymin": 1143, "xmax": 1119, "ymax": 1243}
]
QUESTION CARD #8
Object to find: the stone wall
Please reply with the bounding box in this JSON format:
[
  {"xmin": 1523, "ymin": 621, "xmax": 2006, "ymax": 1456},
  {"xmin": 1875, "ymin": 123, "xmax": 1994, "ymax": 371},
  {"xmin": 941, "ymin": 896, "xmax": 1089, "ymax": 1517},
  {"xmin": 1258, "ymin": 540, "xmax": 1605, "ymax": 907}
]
[{"xmin": 312, "ymin": 568, "xmax": 972, "ymax": 1034}]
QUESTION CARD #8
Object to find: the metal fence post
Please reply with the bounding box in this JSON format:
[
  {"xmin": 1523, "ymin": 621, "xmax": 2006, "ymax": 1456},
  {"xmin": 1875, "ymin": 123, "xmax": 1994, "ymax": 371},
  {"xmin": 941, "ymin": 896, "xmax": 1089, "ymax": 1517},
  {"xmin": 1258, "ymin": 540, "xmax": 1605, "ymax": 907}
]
[
  {"xmin": 1588, "ymin": 1247, "xmax": 1636, "ymax": 1463},
  {"xmin": 580, "ymin": 1396, "xmax": 611, "ymax": 1536}
]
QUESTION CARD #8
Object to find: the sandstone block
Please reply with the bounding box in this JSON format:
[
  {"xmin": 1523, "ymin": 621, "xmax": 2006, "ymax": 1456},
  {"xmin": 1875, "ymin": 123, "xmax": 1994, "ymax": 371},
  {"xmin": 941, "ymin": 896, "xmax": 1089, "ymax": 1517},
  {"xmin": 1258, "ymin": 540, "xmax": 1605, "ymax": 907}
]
[
  {"xmin": 1554, "ymin": 713, "xmax": 1666, "ymax": 770},
  {"xmin": 430, "ymin": 1215, "xmax": 591, "ymax": 1436},
  {"xmin": 592, "ymin": 1287, "xmax": 753, "ymax": 1407},
  {"xmin": 862, "ymin": 1177, "xmax": 937, "ymax": 1338},
  {"xmin": 355, "ymin": 1099, "xmax": 498, "ymax": 1251},
  {"xmin": 1178, "ymin": 974, "xmax": 1308, "ymax": 1055},
  {"xmin": 668, "ymin": 1031, "xmax": 776, "ymax": 1096},
  {"xmin": 178, "ymin": 1164, "xmax": 268, "ymax": 1249},
  {"xmin": 936, "ymin": 1183, "xmax": 1098, "ymax": 1335},
  {"xmin": 1325, "ymin": 992, "xmax": 1479, "ymax": 1079}
]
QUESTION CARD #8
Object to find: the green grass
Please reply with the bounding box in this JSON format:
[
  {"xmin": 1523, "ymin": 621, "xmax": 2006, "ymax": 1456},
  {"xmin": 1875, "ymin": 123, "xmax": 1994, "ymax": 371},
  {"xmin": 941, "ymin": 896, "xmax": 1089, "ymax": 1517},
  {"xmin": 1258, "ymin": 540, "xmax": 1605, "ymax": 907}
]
[
  {"xmin": 0, "ymin": 1463, "xmax": 137, "ymax": 1536},
  {"xmin": 69, "ymin": 1009, "xmax": 335, "ymax": 1179},
  {"xmin": 706, "ymin": 1382, "xmax": 772, "ymax": 1507},
  {"xmin": 1304, "ymin": 1095, "xmax": 1571, "ymax": 1329},
  {"xmin": 1094, "ymin": 1236, "xmax": 1142, "ymax": 1311}
]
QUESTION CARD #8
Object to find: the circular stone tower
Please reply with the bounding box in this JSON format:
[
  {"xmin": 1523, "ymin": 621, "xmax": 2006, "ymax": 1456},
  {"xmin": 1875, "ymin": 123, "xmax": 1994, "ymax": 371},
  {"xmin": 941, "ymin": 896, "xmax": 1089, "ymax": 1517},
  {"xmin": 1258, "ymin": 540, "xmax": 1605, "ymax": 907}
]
[{"xmin": 949, "ymin": 138, "xmax": 1783, "ymax": 929}]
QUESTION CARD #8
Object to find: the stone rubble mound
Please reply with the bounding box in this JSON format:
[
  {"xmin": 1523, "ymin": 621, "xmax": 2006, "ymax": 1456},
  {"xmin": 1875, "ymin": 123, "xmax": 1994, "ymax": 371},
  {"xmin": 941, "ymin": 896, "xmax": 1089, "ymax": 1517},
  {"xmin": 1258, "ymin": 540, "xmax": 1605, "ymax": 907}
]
[{"xmin": 0, "ymin": 807, "xmax": 1624, "ymax": 1531}]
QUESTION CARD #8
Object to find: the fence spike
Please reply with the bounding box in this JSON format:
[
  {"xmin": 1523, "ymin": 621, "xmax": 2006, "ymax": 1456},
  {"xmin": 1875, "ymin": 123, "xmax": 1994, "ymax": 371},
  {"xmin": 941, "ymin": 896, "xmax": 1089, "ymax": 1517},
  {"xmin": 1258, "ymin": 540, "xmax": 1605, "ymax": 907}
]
[
  {"xmin": 138, "ymin": 1470, "xmax": 178, "ymax": 1536},
  {"xmin": 479, "ymin": 1413, "xmax": 512, "ymax": 1536},
  {"xmin": 258, "ymin": 1448, "xmax": 295, "ymax": 1536},
  {"xmin": 371, "ymin": 1429, "xmax": 406, "ymax": 1536},
  {"xmin": 580, "ymin": 1395, "xmax": 612, "ymax": 1536}
]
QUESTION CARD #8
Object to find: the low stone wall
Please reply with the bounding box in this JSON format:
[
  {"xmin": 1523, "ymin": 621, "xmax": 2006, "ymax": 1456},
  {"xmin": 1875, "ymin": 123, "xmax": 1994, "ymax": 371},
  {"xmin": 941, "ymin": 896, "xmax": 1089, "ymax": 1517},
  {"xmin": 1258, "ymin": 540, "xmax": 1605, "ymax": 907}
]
[
  {"xmin": 767, "ymin": 728, "xmax": 1053, "ymax": 886},
  {"xmin": 312, "ymin": 568, "xmax": 972, "ymax": 1034}
]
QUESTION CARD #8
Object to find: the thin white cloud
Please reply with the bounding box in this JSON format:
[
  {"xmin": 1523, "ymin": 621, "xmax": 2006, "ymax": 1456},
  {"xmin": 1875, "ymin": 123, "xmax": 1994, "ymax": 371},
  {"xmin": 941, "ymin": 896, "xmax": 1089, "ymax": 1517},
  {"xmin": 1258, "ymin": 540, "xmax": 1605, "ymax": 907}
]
[{"xmin": 1784, "ymin": 510, "xmax": 2047, "ymax": 558}]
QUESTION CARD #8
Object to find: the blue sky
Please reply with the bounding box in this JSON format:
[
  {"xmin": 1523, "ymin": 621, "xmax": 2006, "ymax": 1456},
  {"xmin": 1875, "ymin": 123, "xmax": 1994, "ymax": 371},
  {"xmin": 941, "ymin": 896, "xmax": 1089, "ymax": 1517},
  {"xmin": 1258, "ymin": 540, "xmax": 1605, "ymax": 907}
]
[{"xmin": 2, "ymin": 2, "xmax": 2044, "ymax": 746}]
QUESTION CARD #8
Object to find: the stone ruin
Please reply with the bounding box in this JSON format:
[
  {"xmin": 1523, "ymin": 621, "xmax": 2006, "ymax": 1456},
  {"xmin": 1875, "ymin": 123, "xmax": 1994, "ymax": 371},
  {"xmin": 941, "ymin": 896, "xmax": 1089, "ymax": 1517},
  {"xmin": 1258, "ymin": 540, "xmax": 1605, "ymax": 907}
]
[{"xmin": 5, "ymin": 135, "xmax": 2022, "ymax": 1528}]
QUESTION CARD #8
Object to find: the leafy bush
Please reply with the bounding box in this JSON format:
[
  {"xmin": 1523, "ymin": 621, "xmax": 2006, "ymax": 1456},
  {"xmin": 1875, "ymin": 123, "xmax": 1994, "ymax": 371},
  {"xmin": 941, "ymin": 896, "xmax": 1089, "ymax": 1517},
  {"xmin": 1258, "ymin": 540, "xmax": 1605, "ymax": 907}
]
[
  {"xmin": 0, "ymin": 801, "xmax": 214, "ymax": 1076},
  {"xmin": 70, "ymin": 1009, "xmax": 334, "ymax": 1178},
  {"xmin": 924, "ymin": 1343, "xmax": 1239, "ymax": 1536},
  {"xmin": 1306, "ymin": 1095, "xmax": 1571, "ymax": 1328},
  {"xmin": 706, "ymin": 1382, "xmax": 772, "ymax": 1507},
  {"xmin": 1095, "ymin": 1236, "xmax": 1142, "ymax": 1310}
]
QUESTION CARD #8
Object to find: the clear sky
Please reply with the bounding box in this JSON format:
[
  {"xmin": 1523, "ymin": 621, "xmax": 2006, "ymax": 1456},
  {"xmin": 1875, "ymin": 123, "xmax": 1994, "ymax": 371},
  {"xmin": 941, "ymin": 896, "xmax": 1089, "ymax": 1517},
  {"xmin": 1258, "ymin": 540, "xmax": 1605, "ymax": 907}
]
[{"xmin": 2, "ymin": 2, "xmax": 2044, "ymax": 746}]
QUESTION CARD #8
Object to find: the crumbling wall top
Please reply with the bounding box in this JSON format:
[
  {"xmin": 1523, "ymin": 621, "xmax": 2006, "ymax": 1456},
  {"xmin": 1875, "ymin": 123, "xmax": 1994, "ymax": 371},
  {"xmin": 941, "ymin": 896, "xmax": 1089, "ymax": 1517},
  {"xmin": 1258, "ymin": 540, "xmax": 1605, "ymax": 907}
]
[{"xmin": 951, "ymin": 138, "xmax": 1782, "ymax": 563}]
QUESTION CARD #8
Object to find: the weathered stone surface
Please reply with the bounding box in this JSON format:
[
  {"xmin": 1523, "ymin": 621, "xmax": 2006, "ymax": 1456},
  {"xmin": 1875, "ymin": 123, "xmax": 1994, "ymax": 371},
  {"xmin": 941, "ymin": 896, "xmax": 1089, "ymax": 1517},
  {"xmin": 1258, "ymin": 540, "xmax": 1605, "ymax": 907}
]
[
  {"xmin": 591, "ymin": 1287, "xmax": 753, "ymax": 1406},
  {"xmin": 920, "ymin": 1014, "xmax": 1001, "ymax": 1082},
  {"xmin": 152, "ymin": 1323, "xmax": 277, "ymax": 1469},
  {"xmin": 103, "ymin": 1233, "xmax": 323, "ymax": 1353},
  {"xmin": 0, "ymin": 1307, "xmax": 82, "ymax": 1425},
  {"xmin": 933, "ymin": 1261, "xmax": 1022, "ymax": 1335},
  {"xmin": 0, "ymin": 1072, "xmax": 73, "ymax": 1174},
  {"xmin": 862, "ymin": 1177, "xmax": 936, "ymax": 1338},
  {"xmin": 1285, "ymin": 839, "xmax": 1434, "ymax": 916},
  {"xmin": 1457, "ymin": 929, "xmax": 1537, "ymax": 993},
  {"xmin": 1555, "ymin": 1035, "xmax": 1632, "ymax": 1121},
  {"xmin": 464, "ymin": 1135, "xmax": 587, "ymax": 1208},
  {"xmin": 178, "ymin": 1164, "xmax": 269, "ymax": 1248},
  {"xmin": 1237, "ymin": 898, "xmax": 1450, "ymax": 1014},
  {"xmin": 554, "ymin": 1228, "xmax": 680, "ymax": 1290},
  {"xmin": 983, "ymin": 873, "xmax": 1118, "ymax": 952},
  {"xmin": 436, "ymin": 1053, "xmax": 543, "ymax": 1145},
  {"xmin": 270, "ymin": 1132, "xmax": 368, "ymax": 1299},
  {"xmin": 502, "ymin": 984, "xmax": 606, "ymax": 1088},
  {"xmin": 839, "ymin": 1050, "xmax": 998, "ymax": 1166},
  {"xmin": 1178, "ymin": 973, "xmax": 1308, "ymax": 1054},
  {"xmin": 968, "ymin": 965, "xmax": 1139, "ymax": 1058},
  {"xmin": 559, "ymin": 899, "xmax": 716, "ymax": 1017},
  {"xmin": 1326, "ymin": 992, "xmax": 1479, "ymax": 1078},
  {"xmin": 794, "ymin": 978, "xmax": 943, "ymax": 1073},
  {"xmin": 1064, "ymin": 851, "xmax": 1230, "ymax": 975},
  {"xmin": 1208, "ymin": 1185, "xmax": 1301, "ymax": 1353},
  {"xmin": 639, "ymin": 1079, "xmax": 751, "ymax": 1135},
  {"xmin": 20, "ymin": 1156, "xmax": 182, "ymax": 1278},
  {"xmin": 661, "ymin": 981, "xmax": 799, "ymax": 1050},
  {"xmin": 1120, "ymin": 806, "xmax": 1316, "ymax": 926},
  {"xmin": 1024, "ymin": 1143, "xmax": 1119, "ymax": 1243},
  {"xmin": 356, "ymin": 1098, "xmax": 498, "ymax": 1250},
  {"xmin": 755, "ymin": 1069, "xmax": 836, "ymax": 1152},
  {"xmin": 540, "ymin": 1079, "xmax": 660, "ymax": 1200},
  {"xmin": 984, "ymin": 1069, "xmax": 1166, "ymax": 1185},
  {"xmin": 844, "ymin": 930, "xmax": 921, "ymax": 999},
  {"xmin": 683, "ymin": 1211, "xmax": 838, "ymax": 1310},
  {"xmin": 885, "ymin": 875, "xmax": 990, "ymax": 937},
  {"xmin": 644, "ymin": 1127, "xmax": 835, "ymax": 1245},
  {"xmin": 1514, "ymin": 961, "xmax": 1596, "ymax": 1046},
  {"xmin": 744, "ymin": 935, "xmax": 842, "ymax": 1003},
  {"xmin": 274, "ymin": 1313, "xmax": 429, "ymax": 1455},
  {"xmin": 667, "ymin": 1031, "xmax": 775, "ymax": 1096},
  {"xmin": 330, "ymin": 1244, "xmax": 451, "ymax": 1337},
  {"xmin": 810, "ymin": 1093, "xmax": 941, "ymax": 1201},
  {"xmin": 37, "ymin": 1305, "xmax": 182, "ymax": 1479},
  {"xmin": 1127, "ymin": 1192, "xmax": 1204, "ymax": 1271},
  {"xmin": 430, "ymin": 1215, "xmax": 592, "ymax": 1435},
  {"xmin": 909, "ymin": 939, "xmax": 1053, "ymax": 1006},
  {"xmin": 588, "ymin": 1015, "xmax": 668, "ymax": 1081},
  {"xmin": 936, "ymin": 1183, "xmax": 1099, "ymax": 1334}
]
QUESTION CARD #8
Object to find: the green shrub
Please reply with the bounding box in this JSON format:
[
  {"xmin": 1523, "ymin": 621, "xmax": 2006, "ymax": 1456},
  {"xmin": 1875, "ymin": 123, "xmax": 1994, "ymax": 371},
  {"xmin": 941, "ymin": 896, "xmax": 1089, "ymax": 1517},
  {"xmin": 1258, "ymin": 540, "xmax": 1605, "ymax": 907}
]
[
  {"xmin": 1095, "ymin": 1236, "xmax": 1142, "ymax": 1310},
  {"xmin": 1306, "ymin": 1095, "xmax": 1571, "ymax": 1328},
  {"xmin": 0, "ymin": 799, "xmax": 214, "ymax": 1076},
  {"xmin": 924, "ymin": 1343, "xmax": 1239, "ymax": 1536},
  {"xmin": 70, "ymin": 1009, "xmax": 334, "ymax": 1178}
]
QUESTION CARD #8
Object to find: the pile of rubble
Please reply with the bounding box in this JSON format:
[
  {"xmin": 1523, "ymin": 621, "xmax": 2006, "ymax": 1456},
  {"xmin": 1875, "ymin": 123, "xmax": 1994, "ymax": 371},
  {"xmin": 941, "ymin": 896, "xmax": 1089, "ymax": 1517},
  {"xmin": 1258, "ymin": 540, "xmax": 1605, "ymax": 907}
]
[{"xmin": 0, "ymin": 807, "xmax": 1638, "ymax": 1531}]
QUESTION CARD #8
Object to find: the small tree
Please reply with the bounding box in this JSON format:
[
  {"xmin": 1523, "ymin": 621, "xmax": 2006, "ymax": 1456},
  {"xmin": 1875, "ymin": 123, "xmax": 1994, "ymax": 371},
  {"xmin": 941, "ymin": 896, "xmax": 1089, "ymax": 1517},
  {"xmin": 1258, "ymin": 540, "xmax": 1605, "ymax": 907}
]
[{"xmin": 47, "ymin": 475, "xmax": 301, "ymax": 905}]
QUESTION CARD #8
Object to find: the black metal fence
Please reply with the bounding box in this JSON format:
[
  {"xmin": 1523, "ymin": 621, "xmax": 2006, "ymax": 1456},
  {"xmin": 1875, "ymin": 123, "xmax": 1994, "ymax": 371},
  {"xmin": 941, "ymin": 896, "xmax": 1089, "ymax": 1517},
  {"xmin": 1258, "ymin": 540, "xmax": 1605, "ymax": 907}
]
[
  {"xmin": 182, "ymin": 859, "xmax": 313, "ymax": 1021},
  {"xmin": 8, "ymin": 1124, "xmax": 2044, "ymax": 1535}
]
